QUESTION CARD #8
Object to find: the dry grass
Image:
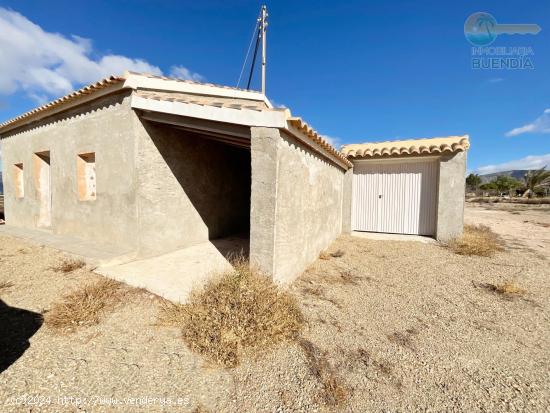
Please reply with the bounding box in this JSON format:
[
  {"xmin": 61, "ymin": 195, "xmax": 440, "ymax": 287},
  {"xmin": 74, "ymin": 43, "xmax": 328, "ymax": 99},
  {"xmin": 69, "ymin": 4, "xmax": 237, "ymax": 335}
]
[
  {"xmin": 0, "ymin": 280, "xmax": 14, "ymax": 293},
  {"xmin": 298, "ymin": 338, "xmax": 349, "ymax": 407},
  {"xmin": 51, "ymin": 258, "xmax": 86, "ymax": 273},
  {"xmin": 158, "ymin": 261, "xmax": 304, "ymax": 368},
  {"xmin": 447, "ymin": 224, "xmax": 504, "ymax": 257},
  {"xmin": 45, "ymin": 278, "xmax": 126, "ymax": 333},
  {"xmin": 479, "ymin": 281, "xmax": 526, "ymax": 297}
]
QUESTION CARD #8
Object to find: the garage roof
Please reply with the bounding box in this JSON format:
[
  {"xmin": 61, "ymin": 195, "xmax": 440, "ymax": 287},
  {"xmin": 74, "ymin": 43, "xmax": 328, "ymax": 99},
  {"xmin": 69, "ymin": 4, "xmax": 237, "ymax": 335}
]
[{"xmin": 342, "ymin": 135, "xmax": 470, "ymax": 159}]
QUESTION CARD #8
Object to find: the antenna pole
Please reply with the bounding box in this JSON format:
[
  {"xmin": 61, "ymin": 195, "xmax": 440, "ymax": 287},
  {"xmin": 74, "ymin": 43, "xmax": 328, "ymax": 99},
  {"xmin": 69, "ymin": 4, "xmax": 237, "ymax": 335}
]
[{"xmin": 261, "ymin": 5, "xmax": 268, "ymax": 95}]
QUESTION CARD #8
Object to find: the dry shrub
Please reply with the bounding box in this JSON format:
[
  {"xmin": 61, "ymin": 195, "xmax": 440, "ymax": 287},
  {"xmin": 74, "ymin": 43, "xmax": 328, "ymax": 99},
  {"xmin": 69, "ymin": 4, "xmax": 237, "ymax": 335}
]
[
  {"xmin": 52, "ymin": 258, "xmax": 86, "ymax": 273},
  {"xmin": 447, "ymin": 224, "xmax": 504, "ymax": 257},
  {"xmin": 480, "ymin": 281, "xmax": 526, "ymax": 296},
  {"xmin": 0, "ymin": 280, "xmax": 14, "ymax": 293},
  {"xmin": 45, "ymin": 278, "xmax": 125, "ymax": 333},
  {"xmin": 158, "ymin": 262, "xmax": 304, "ymax": 368},
  {"xmin": 298, "ymin": 338, "xmax": 348, "ymax": 407}
]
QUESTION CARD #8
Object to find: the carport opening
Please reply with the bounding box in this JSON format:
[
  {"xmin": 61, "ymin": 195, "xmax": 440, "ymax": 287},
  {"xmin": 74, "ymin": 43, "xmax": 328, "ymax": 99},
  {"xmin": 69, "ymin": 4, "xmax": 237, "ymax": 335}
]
[{"xmin": 144, "ymin": 121, "xmax": 251, "ymax": 260}]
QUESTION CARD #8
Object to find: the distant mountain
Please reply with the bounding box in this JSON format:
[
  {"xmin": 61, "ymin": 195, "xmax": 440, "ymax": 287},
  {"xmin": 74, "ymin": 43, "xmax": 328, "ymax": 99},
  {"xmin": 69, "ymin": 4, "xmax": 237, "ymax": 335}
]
[{"xmin": 479, "ymin": 170, "xmax": 529, "ymax": 183}]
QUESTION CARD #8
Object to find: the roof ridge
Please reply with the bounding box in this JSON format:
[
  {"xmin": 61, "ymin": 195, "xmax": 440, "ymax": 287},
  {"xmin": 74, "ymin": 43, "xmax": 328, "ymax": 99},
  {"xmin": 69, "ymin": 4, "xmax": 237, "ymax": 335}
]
[
  {"xmin": 343, "ymin": 135, "xmax": 469, "ymax": 147},
  {"xmin": 125, "ymin": 71, "xmax": 261, "ymax": 94}
]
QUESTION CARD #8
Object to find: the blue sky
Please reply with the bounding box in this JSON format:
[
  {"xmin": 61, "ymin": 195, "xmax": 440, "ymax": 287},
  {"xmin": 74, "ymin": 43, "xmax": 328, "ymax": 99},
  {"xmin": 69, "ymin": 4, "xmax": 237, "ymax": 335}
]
[{"xmin": 0, "ymin": 0, "xmax": 549, "ymax": 174}]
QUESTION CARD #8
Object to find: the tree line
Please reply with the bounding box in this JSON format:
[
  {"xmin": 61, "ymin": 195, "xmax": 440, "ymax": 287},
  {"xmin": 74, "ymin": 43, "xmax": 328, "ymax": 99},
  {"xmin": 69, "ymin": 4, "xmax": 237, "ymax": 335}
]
[{"xmin": 466, "ymin": 167, "xmax": 550, "ymax": 198}]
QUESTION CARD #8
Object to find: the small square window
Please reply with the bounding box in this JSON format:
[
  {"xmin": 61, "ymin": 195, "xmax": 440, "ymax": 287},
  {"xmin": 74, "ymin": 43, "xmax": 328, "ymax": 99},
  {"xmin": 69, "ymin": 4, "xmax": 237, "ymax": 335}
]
[
  {"xmin": 77, "ymin": 152, "xmax": 96, "ymax": 201},
  {"xmin": 13, "ymin": 163, "xmax": 24, "ymax": 198}
]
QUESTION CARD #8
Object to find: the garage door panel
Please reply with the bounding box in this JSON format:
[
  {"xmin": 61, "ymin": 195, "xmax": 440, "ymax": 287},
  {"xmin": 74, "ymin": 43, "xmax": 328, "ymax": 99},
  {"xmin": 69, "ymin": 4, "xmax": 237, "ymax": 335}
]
[{"xmin": 352, "ymin": 160, "xmax": 438, "ymax": 236}]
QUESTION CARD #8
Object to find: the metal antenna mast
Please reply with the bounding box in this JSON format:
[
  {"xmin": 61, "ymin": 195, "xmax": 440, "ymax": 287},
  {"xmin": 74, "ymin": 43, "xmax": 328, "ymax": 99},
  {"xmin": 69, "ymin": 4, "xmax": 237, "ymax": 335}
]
[
  {"xmin": 260, "ymin": 5, "xmax": 268, "ymax": 95},
  {"xmin": 244, "ymin": 5, "xmax": 268, "ymax": 93}
]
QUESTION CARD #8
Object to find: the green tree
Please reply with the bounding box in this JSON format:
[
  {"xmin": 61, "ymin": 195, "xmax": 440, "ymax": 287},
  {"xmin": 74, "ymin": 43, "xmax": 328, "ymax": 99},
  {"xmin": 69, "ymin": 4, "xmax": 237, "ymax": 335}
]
[
  {"xmin": 524, "ymin": 167, "xmax": 550, "ymax": 197},
  {"xmin": 493, "ymin": 175, "xmax": 521, "ymax": 194},
  {"xmin": 479, "ymin": 182, "xmax": 497, "ymax": 191},
  {"xmin": 466, "ymin": 173, "xmax": 482, "ymax": 191}
]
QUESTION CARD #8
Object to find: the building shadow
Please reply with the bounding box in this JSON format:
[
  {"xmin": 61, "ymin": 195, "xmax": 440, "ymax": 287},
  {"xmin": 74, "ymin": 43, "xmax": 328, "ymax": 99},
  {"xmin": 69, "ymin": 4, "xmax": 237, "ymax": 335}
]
[
  {"xmin": 141, "ymin": 121, "xmax": 251, "ymax": 259},
  {"xmin": 0, "ymin": 299, "xmax": 43, "ymax": 373}
]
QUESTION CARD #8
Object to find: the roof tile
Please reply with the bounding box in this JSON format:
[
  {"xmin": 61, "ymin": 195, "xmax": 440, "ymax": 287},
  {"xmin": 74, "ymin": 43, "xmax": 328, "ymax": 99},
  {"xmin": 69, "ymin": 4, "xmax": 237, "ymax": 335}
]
[{"xmin": 342, "ymin": 136, "xmax": 470, "ymax": 159}]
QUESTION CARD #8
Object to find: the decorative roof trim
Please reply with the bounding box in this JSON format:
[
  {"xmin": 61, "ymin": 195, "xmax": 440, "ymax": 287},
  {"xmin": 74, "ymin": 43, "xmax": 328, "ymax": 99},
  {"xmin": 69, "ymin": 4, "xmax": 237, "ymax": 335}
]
[
  {"xmin": 0, "ymin": 76, "xmax": 125, "ymax": 132},
  {"xmin": 286, "ymin": 117, "xmax": 353, "ymax": 168},
  {"xmin": 342, "ymin": 135, "xmax": 470, "ymax": 159}
]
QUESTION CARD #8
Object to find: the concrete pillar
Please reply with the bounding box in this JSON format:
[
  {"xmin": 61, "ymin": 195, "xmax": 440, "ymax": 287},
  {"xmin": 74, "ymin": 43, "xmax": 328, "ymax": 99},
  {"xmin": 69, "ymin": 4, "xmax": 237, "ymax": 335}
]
[
  {"xmin": 249, "ymin": 127, "xmax": 280, "ymax": 276},
  {"xmin": 436, "ymin": 151, "xmax": 467, "ymax": 242},
  {"xmin": 341, "ymin": 167, "xmax": 353, "ymax": 233}
]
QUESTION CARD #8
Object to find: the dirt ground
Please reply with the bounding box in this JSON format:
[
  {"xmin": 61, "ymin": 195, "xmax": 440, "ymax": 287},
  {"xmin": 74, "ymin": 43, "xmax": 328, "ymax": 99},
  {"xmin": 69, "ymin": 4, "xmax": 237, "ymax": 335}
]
[{"xmin": 1, "ymin": 203, "xmax": 549, "ymax": 412}]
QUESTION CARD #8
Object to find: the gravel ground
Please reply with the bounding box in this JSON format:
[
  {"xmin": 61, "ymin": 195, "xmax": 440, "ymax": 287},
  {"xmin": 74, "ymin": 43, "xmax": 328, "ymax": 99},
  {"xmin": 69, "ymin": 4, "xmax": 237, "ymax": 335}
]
[{"xmin": 1, "ymin": 204, "xmax": 549, "ymax": 412}]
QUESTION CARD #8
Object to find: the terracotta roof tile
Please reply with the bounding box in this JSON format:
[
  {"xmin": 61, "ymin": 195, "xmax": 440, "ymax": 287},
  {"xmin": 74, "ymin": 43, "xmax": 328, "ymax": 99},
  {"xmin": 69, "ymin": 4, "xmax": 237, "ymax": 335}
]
[
  {"xmin": 342, "ymin": 136, "xmax": 470, "ymax": 159},
  {"xmin": 0, "ymin": 75, "xmax": 125, "ymax": 130},
  {"xmin": 287, "ymin": 117, "xmax": 353, "ymax": 167}
]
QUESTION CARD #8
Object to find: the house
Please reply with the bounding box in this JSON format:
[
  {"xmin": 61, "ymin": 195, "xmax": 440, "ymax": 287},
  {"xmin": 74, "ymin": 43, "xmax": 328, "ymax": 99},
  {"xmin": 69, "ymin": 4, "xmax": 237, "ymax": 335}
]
[{"xmin": 0, "ymin": 72, "xmax": 468, "ymax": 289}]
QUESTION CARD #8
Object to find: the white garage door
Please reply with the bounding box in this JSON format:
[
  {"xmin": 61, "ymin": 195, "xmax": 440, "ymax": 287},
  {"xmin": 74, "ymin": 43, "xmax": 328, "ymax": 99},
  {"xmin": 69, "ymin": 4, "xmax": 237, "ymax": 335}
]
[{"xmin": 352, "ymin": 160, "xmax": 438, "ymax": 236}]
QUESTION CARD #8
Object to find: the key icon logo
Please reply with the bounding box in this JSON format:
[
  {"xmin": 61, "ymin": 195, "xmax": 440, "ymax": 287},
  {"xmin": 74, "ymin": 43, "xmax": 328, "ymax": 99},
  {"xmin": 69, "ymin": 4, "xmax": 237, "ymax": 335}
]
[{"xmin": 464, "ymin": 12, "xmax": 541, "ymax": 46}]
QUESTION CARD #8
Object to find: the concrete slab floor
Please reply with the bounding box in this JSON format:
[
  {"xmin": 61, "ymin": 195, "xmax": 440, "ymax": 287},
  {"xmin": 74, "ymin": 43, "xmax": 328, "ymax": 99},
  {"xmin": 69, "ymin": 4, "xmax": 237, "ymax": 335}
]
[
  {"xmin": 96, "ymin": 238, "xmax": 244, "ymax": 303},
  {"xmin": 352, "ymin": 231, "xmax": 436, "ymax": 244},
  {"xmin": 0, "ymin": 225, "xmax": 135, "ymax": 266}
]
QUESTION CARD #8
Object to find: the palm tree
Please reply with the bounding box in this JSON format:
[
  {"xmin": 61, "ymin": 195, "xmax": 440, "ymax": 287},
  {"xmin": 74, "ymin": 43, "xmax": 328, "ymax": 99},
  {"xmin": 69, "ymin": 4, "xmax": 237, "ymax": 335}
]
[{"xmin": 524, "ymin": 167, "xmax": 550, "ymax": 198}]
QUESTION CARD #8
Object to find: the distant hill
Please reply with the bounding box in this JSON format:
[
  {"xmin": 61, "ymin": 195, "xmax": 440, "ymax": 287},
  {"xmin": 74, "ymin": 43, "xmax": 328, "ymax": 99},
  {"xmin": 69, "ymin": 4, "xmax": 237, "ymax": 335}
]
[{"xmin": 479, "ymin": 170, "xmax": 529, "ymax": 183}]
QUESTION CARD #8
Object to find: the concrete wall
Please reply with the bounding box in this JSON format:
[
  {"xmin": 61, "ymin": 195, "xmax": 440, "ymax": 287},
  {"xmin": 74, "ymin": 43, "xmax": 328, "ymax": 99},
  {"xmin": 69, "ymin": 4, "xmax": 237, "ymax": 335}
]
[
  {"xmin": 135, "ymin": 121, "xmax": 250, "ymax": 257},
  {"xmin": 342, "ymin": 168, "xmax": 353, "ymax": 233},
  {"xmin": 250, "ymin": 127, "xmax": 347, "ymax": 283},
  {"xmin": 0, "ymin": 92, "xmax": 140, "ymax": 249},
  {"xmin": 436, "ymin": 151, "xmax": 467, "ymax": 241}
]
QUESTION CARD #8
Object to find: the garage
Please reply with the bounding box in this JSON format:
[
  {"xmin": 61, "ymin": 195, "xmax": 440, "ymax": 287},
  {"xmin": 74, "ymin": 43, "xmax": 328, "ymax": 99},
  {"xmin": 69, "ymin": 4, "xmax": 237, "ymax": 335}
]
[
  {"xmin": 342, "ymin": 136, "xmax": 470, "ymax": 240},
  {"xmin": 352, "ymin": 159, "xmax": 438, "ymax": 235}
]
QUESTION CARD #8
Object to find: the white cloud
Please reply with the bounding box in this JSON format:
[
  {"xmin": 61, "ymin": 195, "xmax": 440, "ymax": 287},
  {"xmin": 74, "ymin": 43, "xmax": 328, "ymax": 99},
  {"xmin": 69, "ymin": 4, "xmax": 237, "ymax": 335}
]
[
  {"xmin": 506, "ymin": 108, "xmax": 550, "ymax": 137},
  {"xmin": 0, "ymin": 8, "xmax": 202, "ymax": 100},
  {"xmin": 169, "ymin": 65, "xmax": 205, "ymax": 82},
  {"xmin": 476, "ymin": 153, "xmax": 550, "ymax": 175}
]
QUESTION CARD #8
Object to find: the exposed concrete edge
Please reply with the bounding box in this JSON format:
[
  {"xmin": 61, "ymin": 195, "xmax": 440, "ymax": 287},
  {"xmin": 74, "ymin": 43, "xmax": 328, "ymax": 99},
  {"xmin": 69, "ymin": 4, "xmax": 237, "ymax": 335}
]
[
  {"xmin": 131, "ymin": 94, "xmax": 287, "ymax": 128},
  {"xmin": 123, "ymin": 72, "xmax": 270, "ymax": 104}
]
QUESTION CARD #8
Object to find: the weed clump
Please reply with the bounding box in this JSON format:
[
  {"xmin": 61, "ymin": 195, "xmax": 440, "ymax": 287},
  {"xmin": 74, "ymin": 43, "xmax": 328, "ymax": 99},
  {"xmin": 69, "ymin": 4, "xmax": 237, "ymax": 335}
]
[{"xmin": 158, "ymin": 261, "xmax": 304, "ymax": 367}]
